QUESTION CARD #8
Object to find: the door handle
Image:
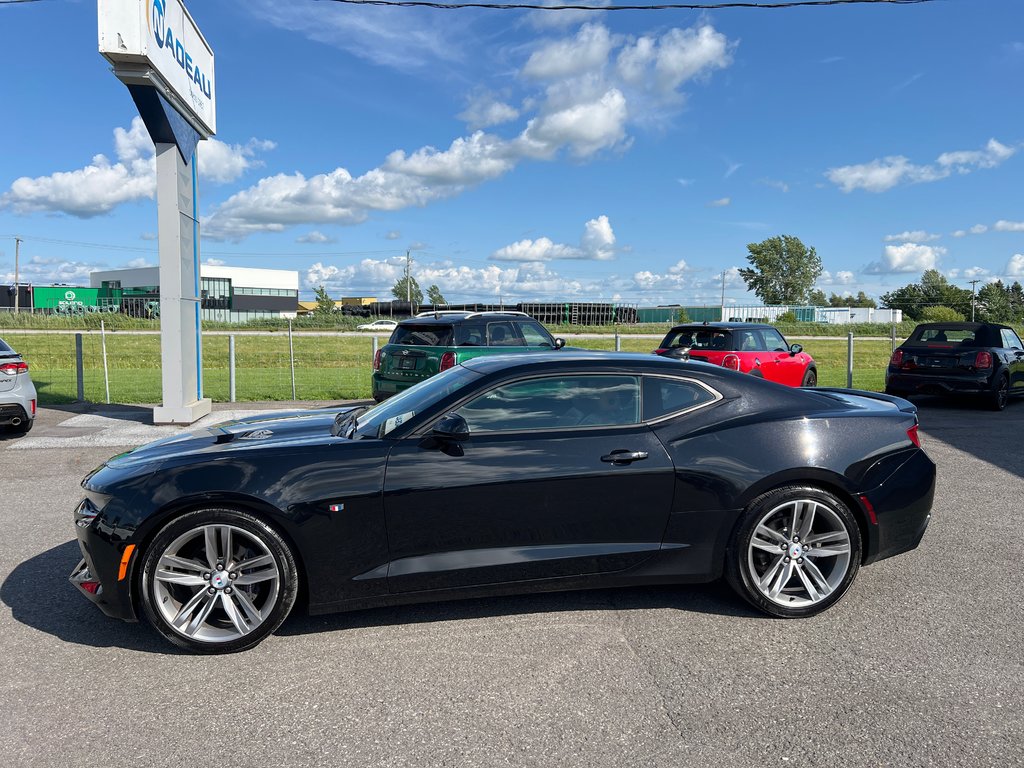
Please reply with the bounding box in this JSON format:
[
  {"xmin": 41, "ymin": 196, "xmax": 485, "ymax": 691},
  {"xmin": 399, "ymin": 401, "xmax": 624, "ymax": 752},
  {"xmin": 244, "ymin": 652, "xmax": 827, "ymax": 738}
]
[{"xmin": 601, "ymin": 450, "xmax": 649, "ymax": 465}]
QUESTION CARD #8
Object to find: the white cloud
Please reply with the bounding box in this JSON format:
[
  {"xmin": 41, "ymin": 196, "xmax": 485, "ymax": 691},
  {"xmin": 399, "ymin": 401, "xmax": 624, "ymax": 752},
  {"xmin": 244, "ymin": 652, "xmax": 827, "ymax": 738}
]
[
  {"xmin": 385, "ymin": 231, "xmax": 402, "ymax": 240},
  {"xmin": 458, "ymin": 92, "xmax": 520, "ymax": 130},
  {"xmin": 0, "ymin": 255, "xmax": 103, "ymax": 285},
  {"xmin": 2, "ymin": 117, "xmax": 272, "ymax": 218},
  {"xmin": 971, "ymin": 224, "xmax": 989, "ymax": 234},
  {"xmin": 296, "ymin": 230, "xmax": 336, "ymax": 244},
  {"xmin": 866, "ymin": 242, "xmax": 947, "ymax": 273},
  {"xmin": 707, "ymin": 197, "xmax": 731, "ymax": 207},
  {"xmin": 491, "ymin": 215, "xmax": 616, "ymax": 262},
  {"xmin": 826, "ymin": 138, "xmax": 1017, "ymax": 193},
  {"xmin": 527, "ymin": 0, "xmax": 609, "ymax": 30},
  {"xmin": 1006, "ymin": 255, "xmax": 1024, "ymax": 276},
  {"xmin": 818, "ymin": 270, "xmax": 856, "ymax": 285},
  {"xmin": 759, "ymin": 178, "xmax": 789, "ymax": 193},
  {"xmin": 523, "ymin": 23, "xmax": 615, "ymax": 81},
  {"xmin": 952, "ymin": 230, "xmax": 967, "ymax": 238},
  {"xmin": 884, "ymin": 230, "xmax": 940, "ymax": 242},
  {"xmin": 124, "ymin": 257, "xmax": 154, "ymax": 269},
  {"xmin": 140, "ymin": 232, "xmax": 157, "ymax": 241},
  {"xmin": 995, "ymin": 220, "xmax": 1024, "ymax": 232},
  {"xmin": 204, "ymin": 258, "xmax": 226, "ymax": 266},
  {"xmin": 518, "ymin": 90, "xmax": 629, "ymax": 159}
]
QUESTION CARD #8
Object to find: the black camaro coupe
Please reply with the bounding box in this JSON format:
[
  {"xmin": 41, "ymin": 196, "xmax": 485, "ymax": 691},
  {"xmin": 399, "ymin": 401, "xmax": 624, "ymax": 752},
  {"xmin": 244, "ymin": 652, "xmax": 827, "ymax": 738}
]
[{"xmin": 71, "ymin": 353, "xmax": 935, "ymax": 653}]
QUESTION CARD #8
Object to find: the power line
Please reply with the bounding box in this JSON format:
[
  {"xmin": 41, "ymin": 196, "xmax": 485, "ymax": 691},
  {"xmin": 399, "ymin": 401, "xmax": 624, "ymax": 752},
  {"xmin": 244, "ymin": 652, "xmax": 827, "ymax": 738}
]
[{"xmin": 320, "ymin": 0, "xmax": 936, "ymax": 11}]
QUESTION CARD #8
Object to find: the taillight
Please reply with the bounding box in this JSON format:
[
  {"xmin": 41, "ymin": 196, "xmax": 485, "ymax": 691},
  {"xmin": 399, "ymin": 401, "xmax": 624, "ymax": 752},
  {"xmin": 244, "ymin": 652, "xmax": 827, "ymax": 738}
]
[
  {"xmin": 30, "ymin": 399, "xmax": 36, "ymax": 416},
  {"xmin": 974, "ymin": 351, "xmax": 993, "ymax": 369},
  {"xmin": 439, "ymin": 351, "xmax": 456, "ymax": 371},
  {"xmin": 653, "ymin": 348, "xmax": 667, "ymax": 355},
  {"xmin": 0, "ymin": 361, "xmax": 28, "ymax": 375},
  {"xmin": 907, "ymin": 424, "xmax": 921, "ymax": 448},
  {"xmin": 890, "ymin": 349, "xmax": 903, "ymax": 367},
  {"xmin": 722, "ymin": 354, "xmax": 740, "ymax": 371},
  {"xmin": 372, "ymin": 349, "xmax": 382, "ymax": 371}
]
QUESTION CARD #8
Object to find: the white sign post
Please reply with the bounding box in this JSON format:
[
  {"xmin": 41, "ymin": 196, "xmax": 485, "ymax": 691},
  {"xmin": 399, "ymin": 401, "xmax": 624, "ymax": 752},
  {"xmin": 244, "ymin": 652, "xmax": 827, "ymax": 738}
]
[{"xmin": 98, "ymin": 0, "xmax": 215, "ymax": 424}]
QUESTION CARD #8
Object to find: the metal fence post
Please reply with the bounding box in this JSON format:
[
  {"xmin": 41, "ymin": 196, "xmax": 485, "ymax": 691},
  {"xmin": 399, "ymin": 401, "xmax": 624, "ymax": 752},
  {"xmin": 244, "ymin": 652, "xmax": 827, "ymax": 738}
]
[
  {"xmin": 846, "ymin": 331, "xmax": 854, "ymax": 389},
  {"xmin": 288, "ymin": 319, "xmax": 296, "ymax": 400},
  {"xmin": 372, "ymin": 334, "xmax": 379, "ymax": 361},
  {"xmin": 75, "ymin": 333, "xmax": 85, "ymax": 402},
  {"xmin": 891, "ymin": 323, "xmax": 897, "ymax": 354},
  {"xmin": 100, "ymin": 320, "xmax": 111, "ymax": 404},
  {"xmin": 229, "ymin": 334, "xmax": 236, "ymax": 403},
  {"xmin": 615, "ymin": 329, "xmax": 621, "ymax": 352}
]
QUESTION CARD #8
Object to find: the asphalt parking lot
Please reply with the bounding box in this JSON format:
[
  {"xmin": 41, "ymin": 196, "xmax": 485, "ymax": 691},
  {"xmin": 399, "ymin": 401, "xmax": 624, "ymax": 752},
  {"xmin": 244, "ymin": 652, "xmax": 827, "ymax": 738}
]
[{"xmin": 0, "ymin": 399, "xmax": 1021, "ymax": 768}]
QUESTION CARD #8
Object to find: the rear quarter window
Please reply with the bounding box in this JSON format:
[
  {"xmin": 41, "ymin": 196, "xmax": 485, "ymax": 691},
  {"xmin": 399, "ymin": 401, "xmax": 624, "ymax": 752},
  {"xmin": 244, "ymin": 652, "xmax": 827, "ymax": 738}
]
[
  {"xmin": 389, "ymin": 324, "xmax": 454, "ymax": 346},
  {"xmin": 0, "ymin": 338, "xmax": 13, "ymax": 354}
]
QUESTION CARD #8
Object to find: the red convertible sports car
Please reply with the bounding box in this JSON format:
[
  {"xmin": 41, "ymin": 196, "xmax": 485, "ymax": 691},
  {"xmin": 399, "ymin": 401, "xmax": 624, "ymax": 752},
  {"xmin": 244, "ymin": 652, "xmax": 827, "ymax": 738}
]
[{"xmin": 654, "ymin": 322, "xmax": 818, "ymax": 387}]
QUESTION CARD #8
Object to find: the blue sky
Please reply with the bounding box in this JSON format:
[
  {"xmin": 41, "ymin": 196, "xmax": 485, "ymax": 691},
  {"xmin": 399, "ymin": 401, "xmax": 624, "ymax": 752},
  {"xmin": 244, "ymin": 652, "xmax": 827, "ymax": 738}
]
[{"xmin": 1, "ymin": 0, "xmax": 1022, "ymax": 306}]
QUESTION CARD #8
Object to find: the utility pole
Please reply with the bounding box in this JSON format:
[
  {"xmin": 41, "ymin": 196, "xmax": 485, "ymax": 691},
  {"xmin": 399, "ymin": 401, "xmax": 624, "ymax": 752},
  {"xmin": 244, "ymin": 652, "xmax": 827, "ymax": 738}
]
[
  {"xmin": 404, "ymin": 249, "xmax": 412, "ymax": 304},
  {"xmin": 14, "ymin": 237, "xmax": 21, "ymax": 312},
  {"xmin": 969, "ymin": 279, "xmax": 981, "ymax": 321}
]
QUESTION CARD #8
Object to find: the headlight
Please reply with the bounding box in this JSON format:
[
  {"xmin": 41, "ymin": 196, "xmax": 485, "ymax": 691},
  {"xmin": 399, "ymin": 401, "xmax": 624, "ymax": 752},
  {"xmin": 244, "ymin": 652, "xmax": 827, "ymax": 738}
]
[{"xmin": 74, "ymin": 498, "xmax": 101, "ymax": 528}]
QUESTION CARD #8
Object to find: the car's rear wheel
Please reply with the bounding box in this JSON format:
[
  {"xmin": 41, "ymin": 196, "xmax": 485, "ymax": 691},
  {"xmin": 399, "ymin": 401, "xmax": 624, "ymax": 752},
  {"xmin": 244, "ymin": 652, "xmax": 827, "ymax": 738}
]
[
  {"xmin": 987, "ymin": 374, "xmax": 1009, "ymax": 411},
  {"xmin": 726, "ymin": 486, "xmax": 861, "ymax": 618},
  {"xmin": 801, "ymin": 368, "xmax": 817, "ymax": 388},
  {"xmin": 140, "ymin": 508, "xmax": 298, "ymax": 653}
]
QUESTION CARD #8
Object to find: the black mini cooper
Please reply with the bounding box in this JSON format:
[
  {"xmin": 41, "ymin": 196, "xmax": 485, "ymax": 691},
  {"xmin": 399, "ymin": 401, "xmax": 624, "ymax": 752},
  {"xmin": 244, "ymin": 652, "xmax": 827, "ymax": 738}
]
[{"xmin": 885, "ymin": 322, "xmax": 1024, "ymax": 410}]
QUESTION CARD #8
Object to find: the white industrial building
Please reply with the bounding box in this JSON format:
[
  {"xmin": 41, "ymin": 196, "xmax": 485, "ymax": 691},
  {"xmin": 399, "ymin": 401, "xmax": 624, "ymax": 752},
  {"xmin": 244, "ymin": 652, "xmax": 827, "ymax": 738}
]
[{"xmin": 90, "ymin": 265, "xmax": 299, "ymax": 322}]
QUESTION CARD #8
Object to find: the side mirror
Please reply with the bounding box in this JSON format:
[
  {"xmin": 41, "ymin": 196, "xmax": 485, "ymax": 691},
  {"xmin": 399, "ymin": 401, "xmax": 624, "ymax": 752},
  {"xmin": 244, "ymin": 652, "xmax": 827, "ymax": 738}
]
[
  {"xmin": 789, "ymin": 343, "xmax": 803, "ymax": 356},
  {"xmin": 553, "ymin": 338, "xmax": 566, "ymax": 349},
  {"xmin": 433, "ymin": 412, "xmax": 470, "ymax": 440}
]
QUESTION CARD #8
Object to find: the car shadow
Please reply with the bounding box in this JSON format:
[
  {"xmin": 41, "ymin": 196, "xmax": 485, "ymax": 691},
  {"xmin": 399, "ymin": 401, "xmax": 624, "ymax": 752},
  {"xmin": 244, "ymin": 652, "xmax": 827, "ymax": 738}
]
[
  {"xmin": 0, "ymin": 540, "xmax": 178, "ymax": 654},
  {"xmin": 913, "ymin": 395, "xmax": 1024, "ymax": 480},
  {"xmin": 3, "ymin": 541, "xmax": 758, "ymax": 653}
]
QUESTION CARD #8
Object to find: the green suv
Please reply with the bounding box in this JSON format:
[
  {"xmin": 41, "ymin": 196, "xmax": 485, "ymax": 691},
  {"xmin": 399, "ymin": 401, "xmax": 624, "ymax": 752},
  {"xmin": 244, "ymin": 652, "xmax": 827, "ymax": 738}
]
[{"xmin": 372, "ymin": 311, "xmax": 565, "ymax": 401}]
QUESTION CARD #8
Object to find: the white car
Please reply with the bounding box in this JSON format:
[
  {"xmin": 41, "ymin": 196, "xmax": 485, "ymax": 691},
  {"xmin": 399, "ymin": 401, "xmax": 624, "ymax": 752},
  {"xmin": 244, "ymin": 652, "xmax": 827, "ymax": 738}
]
[
  {"xmin": 356, "ymin": 319, "xmax": 399, "ymax": 332},
  {"xmin": 0, "ymin": 336, "xmax": 37, "ymax": 435}
]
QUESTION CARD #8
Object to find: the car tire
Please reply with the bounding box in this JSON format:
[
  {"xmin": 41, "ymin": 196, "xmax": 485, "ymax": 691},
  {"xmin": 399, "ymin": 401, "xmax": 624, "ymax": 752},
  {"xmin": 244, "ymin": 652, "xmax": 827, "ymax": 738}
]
[
  {"xmin": 987, "ymin": 374, "xmax": 1009, "ymax": 411},
  {"xmin": 725, "ymin": 485, "xmax": 861, "ymax": 618},
  {"xmin": 139, "ymin": 508, "xmax": 299, "ymax": 654},
  {"xmin": 801, "ymin": 369, "xmax": 817, "ymax": 388}
]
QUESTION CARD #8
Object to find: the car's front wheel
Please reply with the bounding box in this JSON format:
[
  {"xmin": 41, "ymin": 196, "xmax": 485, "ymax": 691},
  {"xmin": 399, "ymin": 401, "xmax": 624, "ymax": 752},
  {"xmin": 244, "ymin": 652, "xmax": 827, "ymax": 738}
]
[
  {"xmin": 140, "ymin": 508, "xmax": 298, "ymax": 653},
  {"xmin": 726, "ymin": 486, "xmax": 861, "ymax": 618},
  {"xmin": 801, "ymin": 368, "xmax": 817, "ymax": 388}
]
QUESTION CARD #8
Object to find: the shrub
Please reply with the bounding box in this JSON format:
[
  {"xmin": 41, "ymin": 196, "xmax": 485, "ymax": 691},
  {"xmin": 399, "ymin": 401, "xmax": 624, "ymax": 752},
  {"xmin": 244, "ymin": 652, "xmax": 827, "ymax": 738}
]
[{"xmin": 919, "ymin": 306, "xmax": 965, "ymax": 323}]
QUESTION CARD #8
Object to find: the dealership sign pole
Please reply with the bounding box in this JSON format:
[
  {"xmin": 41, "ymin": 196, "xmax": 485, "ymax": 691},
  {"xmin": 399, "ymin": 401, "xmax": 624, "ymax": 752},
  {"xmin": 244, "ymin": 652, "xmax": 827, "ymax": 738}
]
[{"xmin": 98, "ymin": 0, "xmax": 215, "ymax": 424}]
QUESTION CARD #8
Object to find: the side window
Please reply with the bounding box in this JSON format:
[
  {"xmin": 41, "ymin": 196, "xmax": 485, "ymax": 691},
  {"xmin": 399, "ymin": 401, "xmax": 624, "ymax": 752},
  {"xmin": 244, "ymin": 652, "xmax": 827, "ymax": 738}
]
[
  {"xmin": 455, "ymin": 323, "xmax": 487, "ymax": 346},
  {"xmin": 517, "ymin": 321, "xmax": 554, "ymax": 347},
  {"xmin": 486, "ymin": 321, "xmax": 523, "ymax": 347},
  {"xmin": 762, "ymin": 329, "xmax": 788, "ymax": 352},
  {"xmin": 735, "ymin": 330, "xmax": 763, "ymax": 352},
  {"xmin": 455, "ymin": 375, "xmax": 639, "ymax": 432},
  {"xmin": 642, "ymin": 377, "xmax": 717, "ymax": 421},
  {"xmin": 1001, "ymin": 329, "xmax": 1022, "ymax": 349}
]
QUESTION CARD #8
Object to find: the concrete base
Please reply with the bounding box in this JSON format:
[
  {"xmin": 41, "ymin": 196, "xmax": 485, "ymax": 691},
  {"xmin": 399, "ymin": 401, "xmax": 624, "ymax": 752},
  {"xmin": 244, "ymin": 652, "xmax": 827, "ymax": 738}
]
[{"xmin": 153, "ymin": 398, "xmax": 213, "ymax": 426}]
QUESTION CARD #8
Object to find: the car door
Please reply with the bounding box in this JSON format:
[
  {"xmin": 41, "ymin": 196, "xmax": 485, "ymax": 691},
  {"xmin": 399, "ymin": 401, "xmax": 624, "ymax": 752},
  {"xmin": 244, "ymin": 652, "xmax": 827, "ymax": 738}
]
[
  {"xmin": 1000, "ymin": 328, "xmax": 1024, "ymax": 392},
  {"xmin": 382, "ymin": 373, "xmax": 675, "ymax": 593},
  {"xmin": 760, "ymin": 328, "xmax": 802, "ymax": 385}
]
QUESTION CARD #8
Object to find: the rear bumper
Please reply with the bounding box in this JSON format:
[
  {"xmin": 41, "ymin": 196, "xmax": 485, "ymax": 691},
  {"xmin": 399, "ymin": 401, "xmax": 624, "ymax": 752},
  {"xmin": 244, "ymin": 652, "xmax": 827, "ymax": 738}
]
[
  {"xmin": 0, "ymin": 402, "xmax": 30, "ymax": 426},
  {"xmin": 371, "ymin": 373, "xmax": 421, "ymax": 399},
  {"xmin": 885, "ymin": 369, "xmax": 993, "ymax": 396},
  {"xmin": 861, "ymin": 448, "xmax": 936, "ymax": 566}
]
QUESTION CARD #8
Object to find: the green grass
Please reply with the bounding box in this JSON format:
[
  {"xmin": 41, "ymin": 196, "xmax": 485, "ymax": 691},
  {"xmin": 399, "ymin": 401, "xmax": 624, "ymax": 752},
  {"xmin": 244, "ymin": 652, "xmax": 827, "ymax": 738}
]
[{"xmin": 7, "ymin": 330, "xmax": 897, "ymax": 405}]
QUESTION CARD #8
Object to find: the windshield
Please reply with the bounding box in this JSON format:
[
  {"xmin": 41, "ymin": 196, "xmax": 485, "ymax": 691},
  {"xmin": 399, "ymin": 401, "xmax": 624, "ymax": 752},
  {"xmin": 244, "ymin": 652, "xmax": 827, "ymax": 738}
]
[{"xmin": 355, "ymin": 365, "xmax": 481, "ymax": 438}]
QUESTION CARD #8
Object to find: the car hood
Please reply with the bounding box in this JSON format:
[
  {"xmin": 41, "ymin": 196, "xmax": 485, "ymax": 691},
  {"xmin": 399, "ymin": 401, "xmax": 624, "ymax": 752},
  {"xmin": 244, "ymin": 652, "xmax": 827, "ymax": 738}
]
[{"xmin": 105, "ymin": 406, "xmax": 360, "ymax": 469}]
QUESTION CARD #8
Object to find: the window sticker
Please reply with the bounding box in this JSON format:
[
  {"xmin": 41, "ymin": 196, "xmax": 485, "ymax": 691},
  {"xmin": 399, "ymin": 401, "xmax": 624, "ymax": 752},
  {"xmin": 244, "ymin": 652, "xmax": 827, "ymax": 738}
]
[{"xmin": 383, "ymin": 411, "xmax": 415, "ymax": 435}]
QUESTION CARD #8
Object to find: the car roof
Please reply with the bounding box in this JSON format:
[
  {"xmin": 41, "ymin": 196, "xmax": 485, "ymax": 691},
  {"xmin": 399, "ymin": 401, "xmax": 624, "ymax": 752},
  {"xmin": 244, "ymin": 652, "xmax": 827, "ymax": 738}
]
[
  {"xmin": 913, "ymin": 322, "xmax": 992, "ymax": 330},
  {"xmin": 461, "ymin": 350, "xmax": 718, "ymax": 376},
  {"xmin": 667, "ymin": 322, "xmax": 776, "ymax": 332},
  {"xmin": 399, "ymin": 311, "xmax": 533, "ymax": 325}
]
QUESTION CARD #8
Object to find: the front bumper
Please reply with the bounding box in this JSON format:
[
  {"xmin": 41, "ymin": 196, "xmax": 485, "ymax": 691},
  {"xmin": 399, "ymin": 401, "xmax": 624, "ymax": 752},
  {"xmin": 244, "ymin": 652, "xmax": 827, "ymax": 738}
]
[{"xmin": 69, "ymin": 499, "xmax": 139, "ymax": 622}]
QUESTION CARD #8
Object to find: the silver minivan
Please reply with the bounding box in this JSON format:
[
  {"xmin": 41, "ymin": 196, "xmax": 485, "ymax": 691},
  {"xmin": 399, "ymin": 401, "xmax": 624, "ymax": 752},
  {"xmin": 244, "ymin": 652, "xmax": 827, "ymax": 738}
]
[{"xmin": 0, "ymin": 336, "xmax": 37, "ymax": 434}]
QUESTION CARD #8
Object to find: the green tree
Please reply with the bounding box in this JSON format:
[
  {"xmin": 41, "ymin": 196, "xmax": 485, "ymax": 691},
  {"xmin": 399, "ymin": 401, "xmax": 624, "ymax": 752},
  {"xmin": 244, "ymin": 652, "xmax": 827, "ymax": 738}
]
[
  {"xmin": 391, "ymin": 276, "xmax": 423, "ymax": 304},
  {"xmin": 313, "ymin": 285, "xmax": 335, "ymax": 316},
  {"xmin": 808, "ymin": 289, "xmax": 828, "ymax": 307},
  {"xmin": 426, "ymin": 284, "xmax": 447, "ymax": 305},
  {"xmin": 827, "ymin": 291, "xmax": 876, "ymax": 308},
  {"xmin": 739, "ymin": 235, "xmax": 822, "ymax": 305},
  {"xmin": 677, "ymin": 307, "xmax": 691, "ymax": 323},
  {"xmin": 977, "ymin": 281, "xmax": 1014, "ymax": 323},
  {"xmin": 881, "ymin": 270, "xmax": 972, "ymax": 320},
  {"xmin": 920, "ymin": 306, "xmax": 965, "ymax": 322}
]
